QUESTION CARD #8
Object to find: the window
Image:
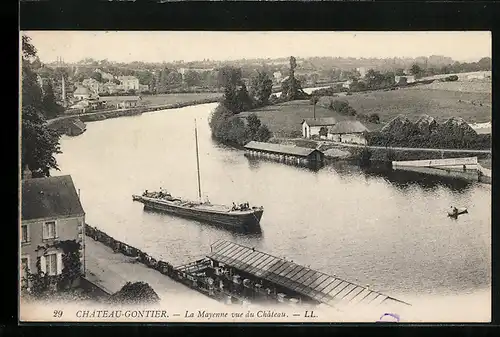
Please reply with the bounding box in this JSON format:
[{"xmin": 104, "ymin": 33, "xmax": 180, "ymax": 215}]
[
  {"xmin": 43, "ymin": 221, "xmax": 57, "ymax": 240},
  {"xmin": 45, "ymin": 253, "xmax": 58, "ymax": 276},
  {"xmin": 21, "ymin": 225, "xmax": 29, "ymax": 243}
]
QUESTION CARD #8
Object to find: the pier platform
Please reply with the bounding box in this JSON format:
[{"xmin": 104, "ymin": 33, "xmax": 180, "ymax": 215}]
[{"xmin": 180, "ymin": 240, "xmax": 411, "ymax": 312}]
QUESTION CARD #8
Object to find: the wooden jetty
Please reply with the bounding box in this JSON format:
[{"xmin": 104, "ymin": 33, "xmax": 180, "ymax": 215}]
[
  {"xmin": 392, "ymin": 157, "xmax": 491, "ymax": 184},
  {"xmin": 176, "ymin": 240, "xmax": 411, "ymax": 311},
  {"xmin": 244, "ymin": 141, "xmax": 325, "ymax": 166}
]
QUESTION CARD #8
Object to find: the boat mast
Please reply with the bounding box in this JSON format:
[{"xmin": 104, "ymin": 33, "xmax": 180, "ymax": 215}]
[{"xmin": 194, "ymin": 119, "xmax": 202, "ymax": 201}]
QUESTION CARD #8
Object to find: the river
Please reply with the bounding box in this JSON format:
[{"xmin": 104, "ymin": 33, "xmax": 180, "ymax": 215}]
[{"xmin": 51, "ymin": 101, "xmax": 491, "ymax": 321}]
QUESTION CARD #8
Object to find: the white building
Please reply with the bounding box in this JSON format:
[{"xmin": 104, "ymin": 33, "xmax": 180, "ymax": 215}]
[
  {"xmin": 82, "ymin": 78, "xmax": 101, "ymax": 94},
  {"xmin": 273, "ymin": 71, "xmax": 283, "ymax": 83},
  {"xmin": 327, "ymin": 120, "xmax": 369, "ymax": 145},
  {"xmin": 395, "ymin": 75, "xmax": 416, "ymax": 85},
  {"xmin": 73, "ymin": 86, "xmax": 92, "ymax": 100},
  {"xmin": 118, "ymin": 76, "xmax": 140, "ymax": 91},
  {"xmin": 301, "ymin": 118, "xmax": 337, "ymax": 139}
]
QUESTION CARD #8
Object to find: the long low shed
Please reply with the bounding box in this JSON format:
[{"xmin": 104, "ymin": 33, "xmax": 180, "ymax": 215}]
[
  {"xmin": 207, "ymin": 240, "xmax": 411, "ymax": 310},
  {"xmin": 244, "ymin": 141, "xmax": 324, "ymax": 163}
]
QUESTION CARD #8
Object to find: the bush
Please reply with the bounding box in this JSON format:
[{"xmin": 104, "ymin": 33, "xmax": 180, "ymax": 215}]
[{"xmin": 109, "ymin": 281, "xmax": 160, "ymax": 305}]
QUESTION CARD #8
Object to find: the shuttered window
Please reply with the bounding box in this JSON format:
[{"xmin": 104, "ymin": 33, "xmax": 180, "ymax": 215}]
[
  {"xmin": 42, "ymin": 221, "xmax": 57, "ymax": 240},
  {"xmin": 41, "ymin": 253, "xmax": 63, "ymax": 276}
]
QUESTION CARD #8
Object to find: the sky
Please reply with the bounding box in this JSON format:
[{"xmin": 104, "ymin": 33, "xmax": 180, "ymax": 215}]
[{"xmin": 23, "ymin": 31, "xmax": 491, "ymax": 64}]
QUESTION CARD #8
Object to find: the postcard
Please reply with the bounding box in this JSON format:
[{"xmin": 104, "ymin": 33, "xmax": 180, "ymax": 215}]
[{"xmin": 19, "ymin": 31, "xmax": 491, "ymax": 323}]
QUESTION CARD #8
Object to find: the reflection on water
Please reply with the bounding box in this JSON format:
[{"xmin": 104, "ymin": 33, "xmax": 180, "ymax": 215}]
[
  {"xmin": 360, "ymin": 164, "xmax": 475, "ymax": 194},
  {"xmin": 53, "ymin": 102, "xmax": 491, "ymax": 304}
]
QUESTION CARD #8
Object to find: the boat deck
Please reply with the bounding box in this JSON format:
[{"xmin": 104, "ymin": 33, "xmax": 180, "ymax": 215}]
[
  {"xmin": 135, "ymin": 195, "xmax": 260, "ymax": 214},
  {"xmin": 207, "ymin": 240, "xmax": 411, "ymax": 310}
]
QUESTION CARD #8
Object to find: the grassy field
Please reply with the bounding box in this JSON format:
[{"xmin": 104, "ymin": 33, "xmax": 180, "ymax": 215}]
[
  {"xmin": 326, "ymin": 81, "xmax": 491, "ymax": 125},
  {"xmin": 238, "ymin": 100, "xmax": 382, "ymax": 138},
  {"xmin": 139, "ymin": 93, "xmax": 222, "ymax": 106},
  {"xmin": 238, "ymin": 79, "xmax": 491, "ymax": 138}
]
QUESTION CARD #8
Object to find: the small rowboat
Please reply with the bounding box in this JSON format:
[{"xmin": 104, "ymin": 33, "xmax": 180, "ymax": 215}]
[{"xmin": 448, "ymin": 208, "xmax": 468, "ymax": 218}]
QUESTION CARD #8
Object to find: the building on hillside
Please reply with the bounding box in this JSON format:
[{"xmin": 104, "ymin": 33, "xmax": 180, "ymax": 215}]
[
  {"xmin": 301, "ymin": 118, "xmax": 337, "ymax": 139},
  {"xmin": 394, "ymin": 75, "xmax": 416, "ymax": 86},
  {"xmin": 100, "ymin": 82, "xmax": 124, "ymax": 95},
  {"xmin": 356, "ymin": 67, "xmax": 368, "ymax": 78},
  {"xmin": 139, "ymin": 84, "xmax": 150, "ymax": 92},
  {"xmin": 342, "ymin": 80, "xmax": 353, "ymax": 89},
  {"xmin": 100, "ymin": 95, "xmax": 141, "ymax": 109},
  {"xmin": 73, "ymin": 86, "xmax": 92, "ymax": 100},
  {"xmin": 327, "ymin": 120, "xmax": 369, "ymax": 145},
  {"xmin": 178, "ymin": 67, "xmax": 215, "ymax": 77},
  {"xmin": 273, "ymin": 71, "xmax": 283, "ymax": 83},
  {"xmin": 118, "ymin": 76, "xmax": 140, "ymax": 91},
  {"xmin": 82, "ymin": 78, "xmax": 101, "ymax": 94},
  {"xmin": 21, "ymin": 174, "xmax": 86, "ymax": 290}
]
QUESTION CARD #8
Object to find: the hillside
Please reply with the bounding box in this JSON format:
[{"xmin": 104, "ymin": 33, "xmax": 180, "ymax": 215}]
[
  {"xmin": 238, "ymin": 100, "xmax": 381, "ymax": 138},
  {"xmin": 323, "ymin": 82, "xmax": 491, "ymax": 125}
]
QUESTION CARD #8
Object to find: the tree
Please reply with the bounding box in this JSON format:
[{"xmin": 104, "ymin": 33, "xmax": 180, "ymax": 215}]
[
  {"xmin": 90, "ymin": 71, "xmax": 103, "ymax": 82},
  {"xmin": 184, "ymin": 70, "xmax": 201, "ymax": 87},
  {"xmin": 41, "ymin": 82, "xmax": 63, "ymax": 119},
  {"xmin": 21, "ymin": 34, "xmax": 62, "ymax": 178},
  {"xmin": 109, "ymin": 282, "xmax": 160, "ymax": 305},
  {"xmin": 395, "ymin": 68, "xmax": 405, "ymax": 76},
  {"xmin": 310, "ymin": 95, "xmax": 319, "ymax": 119},
  {"xmin": 410, "ymin": 64, "xmax": 423, "ymax": 78},
  {"xmin": 249, "ymin": 71, "xmax": 273, "ymax": 106}
]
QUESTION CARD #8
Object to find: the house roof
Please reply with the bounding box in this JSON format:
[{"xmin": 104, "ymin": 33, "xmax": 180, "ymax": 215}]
[
  {"xmin": 328, "ymin": 120, "xmax": 369, "ymax": 134},
  {"xmin": 100, "ymin": 96, "xmax": 141, "ymax": 102},
  {"xmin": 22, "ymin": 175, "xmax": 85, "ymax": 221},
  {"xmin": 118, "ymin": 76, "xmax": 138, "ymax": 81},
  {"xmin": 244, "ymin": 141, "xmax": 322, "ymax": 157},
  {"xmin": 302, "ymin": 117, "xmax": 337, "ymax": 127},
  {"xmin": 73, "ymin": 86, "xmax": 90, "ymax": 95}
]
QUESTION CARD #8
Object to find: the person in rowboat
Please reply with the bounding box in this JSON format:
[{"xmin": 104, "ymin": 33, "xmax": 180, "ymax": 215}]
[{"xmin": 451, "ymin": 206, "xmax": 459, "ymax": 217}]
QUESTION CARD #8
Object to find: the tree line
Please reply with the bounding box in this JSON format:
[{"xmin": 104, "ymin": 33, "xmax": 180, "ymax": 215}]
[
  {"xmin": 21, "ymin": 35, "xmax": 63, "ymax": 178},
  {"xmin": 209, "ymin": 56, "xmax": 310, "ymax": 146}
]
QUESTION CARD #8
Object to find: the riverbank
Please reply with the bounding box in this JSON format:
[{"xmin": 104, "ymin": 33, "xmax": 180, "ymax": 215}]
[{"xmin": 46, "ymin": 95, "xmax": 222, "ymax": 130}]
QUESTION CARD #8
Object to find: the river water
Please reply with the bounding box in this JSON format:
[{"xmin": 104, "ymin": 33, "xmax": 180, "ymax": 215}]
[{"xmin": 51, "ymin": 101, "xmax": 491, "ymax": 321}]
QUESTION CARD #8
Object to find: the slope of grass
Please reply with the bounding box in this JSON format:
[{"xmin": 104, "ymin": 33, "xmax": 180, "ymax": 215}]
[
  {"xmin": 238, "ymin": 100, "xmax": 381, "ymax": 138},
  {"xmin": 336, "ymin": 83, "xmax": 491, "ymax": 124}
]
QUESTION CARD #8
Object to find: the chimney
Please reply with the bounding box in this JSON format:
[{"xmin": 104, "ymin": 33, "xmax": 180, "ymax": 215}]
[{"xmin": 23, "ymin": 166, "xmax": 32, "ymax": 180}]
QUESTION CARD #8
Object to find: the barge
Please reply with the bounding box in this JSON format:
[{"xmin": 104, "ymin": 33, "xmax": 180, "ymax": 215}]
[
  {"xmin": 133, "ymin": 119, "xmax": 264, "ymax": 231},
  {"xmin": 133, "ymin": 193, "xmax": 264, "ymax": 230}
]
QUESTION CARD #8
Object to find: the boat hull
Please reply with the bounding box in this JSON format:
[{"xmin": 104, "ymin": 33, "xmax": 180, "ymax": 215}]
[{"xmin": 133, "ymin": 196, "xmax": 263, "ymax": 230}]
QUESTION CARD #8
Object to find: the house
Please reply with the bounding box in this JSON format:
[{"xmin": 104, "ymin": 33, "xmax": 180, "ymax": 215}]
[
  {"xmin": 99, "ymin": 95, "xmax": 141, "ymax": 109},
  {"xmin": 73, "ymin": 86, "xmax": 92, "ymax": 100},
  {"xmin": 301, "ymin": 117, "xmax": 337, "ymax": 139},
  {"xmin": 82, "ymin": 78, "xmax": 101, "ymax": 94},
  {"xmin": 327, "ymin": 120, "xmax": 369, "ymax": 145},
  {"xmin": 101, "ymin": 82, "xmax": 123, "ymax": 95},
  {"xmin": 21, "ymin": 174, "xmax": 86, "ymax": 289},
  {"xmin": 395, "ymin": 75, "xmax": 416, "ymax": 85},
  {"xmin": 273, "ymin": 71, "xmax": 283, "ymax": 83},
  {"xmin": 139, "ymin": 84, "xmax": 150, "ymax": 92},
  {"xmin": 118, "ymin": 76, "xmax": 140, "ymax": 91}
]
